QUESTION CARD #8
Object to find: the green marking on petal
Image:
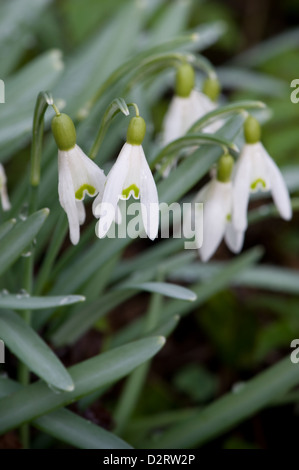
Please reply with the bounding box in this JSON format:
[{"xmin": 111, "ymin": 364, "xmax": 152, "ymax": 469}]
[
  {"xmin": 75, "ymin": 184, "xmax": 96, "ymax": 200},
  {"xmin": 250, "ymin": 178, "xmax": 266, "ymax": 190},
  {"xmin": 122, "ymin": 184, "xmax": 140, "ymax": 199},
  {"xmin": 226, "ymin": 213, "xmax": 231, "ymax": 222}
]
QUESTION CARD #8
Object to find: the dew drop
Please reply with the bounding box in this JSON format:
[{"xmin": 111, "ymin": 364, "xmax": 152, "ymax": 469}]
[
  {"xmin": 232, "ymin": 382, "xmax": 246, "ymax": 394},
  {"xmin": 18, "ymin": 289, "xmax": 30, "ymax": 298},
  {"xmin": 19, "ymin": 204, "xmax": 29, "ymax": 221}
]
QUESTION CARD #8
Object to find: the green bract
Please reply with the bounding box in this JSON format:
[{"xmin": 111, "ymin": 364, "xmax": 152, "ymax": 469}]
[
  {"xmin": 51, "ymin": 113, "xmax": 77, "ymax": 151},
  {"xmin": 175, "ymin": 62, "xmax": 195, "ymax": 98},
  {"xmin": 126, "ymin": 116, "xmax": 146, "ymax": 145}
]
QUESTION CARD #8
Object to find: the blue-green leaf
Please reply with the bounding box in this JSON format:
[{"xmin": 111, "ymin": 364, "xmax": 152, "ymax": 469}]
[
  {"xmin": 0, "ymin": 310, "xmax": 74, "ymax": 391},
  {"xmin": 0, "ymin": 293, "xmax": 85, "ymax": 310},
  {"xmin": 0, "ymin": 208, "xmax": 49, "ymax": 275}
]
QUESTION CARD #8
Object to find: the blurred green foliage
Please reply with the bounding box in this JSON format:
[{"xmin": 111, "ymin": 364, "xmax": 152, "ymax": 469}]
[{"xmin": 1, "ymin": 0, "xmax": 299, "ymax": 450}]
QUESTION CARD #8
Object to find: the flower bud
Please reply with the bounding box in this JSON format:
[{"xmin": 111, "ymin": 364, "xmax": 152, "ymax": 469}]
[
  {"xmin": 175, "ymin": 63, "xmax": 195, "ymax": 98},
  {"xmin": 126, "ymin": 116, "xmax": 146, "ymax": 145},
  {"xmin": 202, "ymin": 77, "xmax": 220, "ymax": 102},
  {"xmin": 244, "ymin": 115, "xmax": 261, "ymax": 144},
  {"xmin": 51, "ymin": 113, "xmax": 76, "ymax": 151},
  {"xmin": 217, "ymin": 153, "xmax": 234, "ymax": 183}
]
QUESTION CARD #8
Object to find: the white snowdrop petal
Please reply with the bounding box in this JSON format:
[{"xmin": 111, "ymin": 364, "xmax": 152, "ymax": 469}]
[
  {"xmin": 162, "ymin": 96, "xmax": 186, "ymax": 146},
  {"xmin": 160, "ymin": 158, "xmax": 178, "ymax": 179},
  {"xmin": 58, "ymin": 151, "xmax": 80, "ymax": 245},
  {"xmin": 199, "ymin": 180, "xmax": 229, "ymax": 262},
  {"xmin": 94, "ymin": 142, "xmax": 131, "ymax": 237},
  {"xmin": 0, "ymin": 164, "xmax": 10, "ymax": 211},
  {"xmin": 121, "ymin": 146, "xmax": 141, "ymax": 200},
  {"xmin": 139, "ymin": 147, "xmax": 159, "ymax": 240},
  {"xmin": 74, "ymin": 144, "xmax": 106, "ymax": 197},
  {"xmin": 161, "ymin": 90, "xmax": 221, "ymax": 176},
  {"xmin": 232, "ymin": 146, "xmax": 252, "ymax": 231},
  {"xmin": 224, "ymin": 223, "xmax": 244, "ymax": 254},
  {"xmin": 190, "ymin": 90, "xmax": 215, "ymax": 115},
  {"xmin": 183, "ymin": 183, "xmax": 209, "ymax": 239},
  {"xmin": 249, "ymin": 142, "xmax": 270, "ymax": 192},
  {"xmin": 0, "ymin": 187, "xmax": 11, "ymax": 211},
  {"xmin": 66, "ymin": 147, "xmax": 91, "ymax": 198},
  {"xmin": 194, "ymin": 182, "xmax": 210, "ymax": 203},
  {"xmin": 76, "ymin": 200, "xmax": 86, "ymax": 225},
  {"xmin": 115, "ymin": 204, "xmax": 122, "ymax": 226},
  {"xmin": 160, "ymin": 97, "xmax": 187, "ymax": 176},
  {"xmin": 189, "ymin": 90, "xmax": 223, "ymax": 134},
  {"xmin": 262, "ymin": 147, "xmax": 292, "ymax": 220}
]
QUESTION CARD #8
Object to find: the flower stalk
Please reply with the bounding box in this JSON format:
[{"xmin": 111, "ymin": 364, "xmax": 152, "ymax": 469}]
[{"xmin": 18, "ymin": 91, "xmax": 52, "ymax": 448}]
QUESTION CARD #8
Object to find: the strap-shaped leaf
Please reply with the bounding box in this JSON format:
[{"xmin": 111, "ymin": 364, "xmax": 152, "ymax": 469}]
[
  {"xmin": 148, "ymin": 355, "xmax": 299, "ymax": 449},
  {"xmin": 120, "ymin": 282, "xmax": 196, "ymax": 301},
  {"xmin": 0, "ymin": 336, "xmax": 165, "ymax": 434},
  {"xmin": 169, "ymin": 259, "xmax": 299, "ymax": 295},
  {"xmin": 0, "ymin": 310, "xmax": 74, "ymax": 391},
  {"xmin": 110, "ymin": 247, "xmax": 263, "ymax": 349},
  {"xmin": 50, "ymin": 253, "xmax": 195, "ymax": 347},
  {"xmin": 187, "ymin": 100, "xmax": 266, "ymax": 134},
  {"xmin": 0, "ymin": 52, "xmax": 63, "ymax": 160},
  {"xmin": 0, "ymin": 378, "xmax": 132, "ymax": 449},
  {"xmin": 151, "ymin": 133, "xmax": 238, "ymax": 170},
  {"xmin": 0, "ymin": 218, "xmax": 16, "ymax": 240},
  {"xmin": 0, "ymin": 208, "xmax": 49, "ymax": 276},
  {"xmin": 0, "ymin": 294, "xmax": 85, "ymax": 310}
]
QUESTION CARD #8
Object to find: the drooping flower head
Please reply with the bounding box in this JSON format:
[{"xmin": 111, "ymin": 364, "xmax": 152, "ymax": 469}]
[
  {"xmin": 190, "ymin": 153, "xmax": 244, "ymax": 262},
  {"xmin": 51, "ymin": 112, "xmax": 106, "ymax": 245},
  {"xmin": 161, "ymin": 62, "xmax": 222, "ymax": 175},
  {"xmin": 232, "ymin": 115, "xmax": 292, "ymax": 232},
  {"xmin": 93, "ymin": 115, "xmax": 159, "ymax": 240},
  {"xmin": 0, "ymin": 164, "xmax": 11, "ymax": 211}
]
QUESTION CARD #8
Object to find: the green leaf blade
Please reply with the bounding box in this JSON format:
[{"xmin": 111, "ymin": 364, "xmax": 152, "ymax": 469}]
[
  {"xmin": 0, "ymin": 209, "xmax": 49, "ymax": 276},
  {"xmin": 0, "ymin": 310, "xmax": 74, "ymax": 392},
  {"xmin": 0, "ymin": 218, "xmax": 17, "ymax": 240},
  {"xmin": 0, "ymin": 336, "xmax": 165, "ymax": 433},
  {"xmin": 0, "ymin": 378, "xmax": 132, "ymax": 449},
  {"xmin": 0, "ymin": 294, "xmax": 85, "ymax": 310},
  {"xmin": 148, "ymin": 356, "xmax": 299, "ymax": 449},
  {"xmin": 121, "ymin": 282, "xmax": 197, "ymax": 301}
]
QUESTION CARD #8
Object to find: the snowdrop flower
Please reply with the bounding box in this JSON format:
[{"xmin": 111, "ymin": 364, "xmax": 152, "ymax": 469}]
[
  {"xmin": 161, "ymin": 63, "xmax": 222, "ymax": 176},
  {"xmin": 0, "ymin": 164, "xmax": 11, "ymax": 211},
  {"xmin": 232, "ymin": 116, "xmax": 292, "ymax": 232},
  {"xmin": 192, "ymin": 154, "xmax": 244, "ymax": 262},
  {"xmin": 51, "ymin": 112, "xmax": 106, "ymax": 245},
  {"xmin": 93, "ymin": 116, "xmax": 159, "ymax": 240}
]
